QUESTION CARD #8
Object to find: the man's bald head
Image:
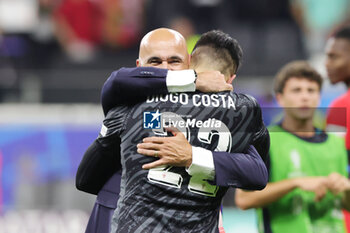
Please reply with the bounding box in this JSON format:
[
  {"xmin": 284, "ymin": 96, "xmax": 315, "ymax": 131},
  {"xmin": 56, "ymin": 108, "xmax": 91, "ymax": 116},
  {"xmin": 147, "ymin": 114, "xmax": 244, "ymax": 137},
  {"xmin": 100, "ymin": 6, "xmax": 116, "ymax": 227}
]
[{"xmin": 137, "ymin": 28, "xmax": 189, "ymax": 70}]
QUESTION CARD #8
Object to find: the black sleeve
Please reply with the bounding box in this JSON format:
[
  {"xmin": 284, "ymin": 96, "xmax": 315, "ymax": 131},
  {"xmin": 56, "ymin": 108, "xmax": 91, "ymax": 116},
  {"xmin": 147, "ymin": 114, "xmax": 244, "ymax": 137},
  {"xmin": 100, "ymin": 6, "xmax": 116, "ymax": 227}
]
[
  {"xmin": 75, "ymin": 137, "xmax": 121, "ymax": 195},
  {"xmin": 266, "ymin": 150, "xmax": 271, "ymax": 179},
  {"xmin": 253, "ymin": 126, "xmax": 270, "ymax": 165},
  {"xmin": 101, "ymin": 67, "xmax": 169, "ymax": 115},
  {"xmin": 75, "ymin": 106, "xmax": 129, "ymax": 195},
  {"xmin": 212, "ymin": 145, "xmax": 268, "ymax": 190},
  {"xmin": 248, "ymin": 95, "xmax": 270, "ymax": 165}
]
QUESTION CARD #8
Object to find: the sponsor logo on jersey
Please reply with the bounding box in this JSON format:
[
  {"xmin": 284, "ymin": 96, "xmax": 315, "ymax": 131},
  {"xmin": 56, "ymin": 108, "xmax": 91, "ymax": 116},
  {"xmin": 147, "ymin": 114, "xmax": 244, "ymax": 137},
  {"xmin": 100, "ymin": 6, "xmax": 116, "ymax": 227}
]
[
  {"xmin": 143, "ymin": 110, "xmax": 161, "ymax": 129},
  {"xmin": 166, "ymin": 116, "xmax": 222, "ymax": 128},
  {"xmin": 143, "ymin": 111, "xmax": 222, "ymax": 129},
  {"xmin": 290, "ymin": 150, "xmax": 301, "ymax": 170}
]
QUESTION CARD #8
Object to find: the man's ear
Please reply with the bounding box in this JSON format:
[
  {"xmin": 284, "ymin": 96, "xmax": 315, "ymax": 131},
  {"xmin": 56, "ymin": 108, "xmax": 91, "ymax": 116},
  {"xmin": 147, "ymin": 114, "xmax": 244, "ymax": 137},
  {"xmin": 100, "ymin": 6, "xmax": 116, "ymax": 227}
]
[
  {"xmin": 227, "ymin": 74, "xmax": 236, "ymax": 84},
  {"xmin": 136, "ymin": 59, "xmax": 141, "ymax": 67}
]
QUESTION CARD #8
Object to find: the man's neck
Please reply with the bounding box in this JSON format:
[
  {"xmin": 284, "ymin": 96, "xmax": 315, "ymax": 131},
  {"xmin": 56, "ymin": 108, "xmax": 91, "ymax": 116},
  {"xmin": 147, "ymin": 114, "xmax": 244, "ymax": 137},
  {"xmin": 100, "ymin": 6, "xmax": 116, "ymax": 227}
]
[{"xmin": 281, "ymin": 115, "xmax": 315, "ymax": 138}]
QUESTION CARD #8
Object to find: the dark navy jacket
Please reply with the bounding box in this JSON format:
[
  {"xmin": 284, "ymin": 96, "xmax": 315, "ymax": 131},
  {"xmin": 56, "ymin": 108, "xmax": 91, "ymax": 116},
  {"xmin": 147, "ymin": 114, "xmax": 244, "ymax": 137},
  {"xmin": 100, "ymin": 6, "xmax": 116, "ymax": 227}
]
[{"xmin": 84, "ymin": 172, "xmax": 121, "ymax": 233}]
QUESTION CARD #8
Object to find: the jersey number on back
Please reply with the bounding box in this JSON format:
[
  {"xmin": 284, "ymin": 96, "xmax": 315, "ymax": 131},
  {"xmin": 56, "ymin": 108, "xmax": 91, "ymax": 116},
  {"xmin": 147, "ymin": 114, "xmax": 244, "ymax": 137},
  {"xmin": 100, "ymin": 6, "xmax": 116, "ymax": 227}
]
[{"xmin": 147, "ymin": 112, "xmax": 232, "ymax": 197}]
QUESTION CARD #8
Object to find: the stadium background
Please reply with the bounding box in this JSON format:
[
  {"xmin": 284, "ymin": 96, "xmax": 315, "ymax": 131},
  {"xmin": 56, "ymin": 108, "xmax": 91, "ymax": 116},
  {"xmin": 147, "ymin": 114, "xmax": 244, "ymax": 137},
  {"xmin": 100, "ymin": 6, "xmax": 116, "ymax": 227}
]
[{"xmin": 0, "ymin": 0, "xmax": 349, "ymax": 232}]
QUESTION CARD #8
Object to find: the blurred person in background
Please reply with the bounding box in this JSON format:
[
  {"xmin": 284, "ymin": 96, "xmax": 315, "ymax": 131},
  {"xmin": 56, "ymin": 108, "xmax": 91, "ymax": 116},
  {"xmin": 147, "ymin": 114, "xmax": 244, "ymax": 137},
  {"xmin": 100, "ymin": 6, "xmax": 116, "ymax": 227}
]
[
  {"xmin": 325, "ymin": 25, "xmax": 350, "ymax": 232},
  {"xmin": 53, "ymin": 0, "xmax": 102, "ymax": 63},
  {"xmin": 168, "ymin": 16, "xmax": 200, "ymax": 54},
  {"xmin": 0, "ymin": 0, "xmax": 38, "ymax": 101},
  {"xmin": 290, "ymin": 0, "xmax": 350, "ymax": 60},
  {"xmin": 235, "ymin": 61, "xmax": 350, "ymax": 233},
  {"xmin": 220, "ymin": 0, "xmax": 306, "ymax": 76},
  {"xmin": 0, "ymin": 0, "xmax": 59, "ymax": 103},
  {"xmin": 53, "ymin": 0, "xmax": 145, "ymax": 62},
  {"xmin": 326, "ymin": 25, "xmax": 350, "ymax": 158},
  {"xmin": 100, "ymin": 0, "xmax": 144, "ymax": 49},
  {"xmin": 186, "ymin": 0, "xmax": 223, "ymax": 33},
  {"xmin": 29, "ymin": 0, "xmax": 59, "ymax": 68}
]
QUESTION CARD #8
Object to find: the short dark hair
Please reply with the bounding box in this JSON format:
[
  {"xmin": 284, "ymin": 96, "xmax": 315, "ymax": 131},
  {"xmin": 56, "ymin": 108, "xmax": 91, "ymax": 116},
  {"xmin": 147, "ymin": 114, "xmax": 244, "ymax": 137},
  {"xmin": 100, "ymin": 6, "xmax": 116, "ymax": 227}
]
[
  {"xmin": 274, "ymin": 61, "xmax": 323, "ymax": 94},
  {"xmin": 192, "ymin": 30, "xmax": 243, "ymax": 74},
  {"xmin": 333, "ymin": 26, "xmax": 350, "ymax": 41}
]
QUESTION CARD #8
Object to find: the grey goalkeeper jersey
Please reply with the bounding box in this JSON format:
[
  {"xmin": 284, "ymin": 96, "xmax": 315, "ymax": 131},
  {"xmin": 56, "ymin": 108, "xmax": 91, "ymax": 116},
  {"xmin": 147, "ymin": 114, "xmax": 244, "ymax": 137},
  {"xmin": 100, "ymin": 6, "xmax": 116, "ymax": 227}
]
[{"xmin": 101, "ymin": 91, "xmax": 266, "ymax": 233}]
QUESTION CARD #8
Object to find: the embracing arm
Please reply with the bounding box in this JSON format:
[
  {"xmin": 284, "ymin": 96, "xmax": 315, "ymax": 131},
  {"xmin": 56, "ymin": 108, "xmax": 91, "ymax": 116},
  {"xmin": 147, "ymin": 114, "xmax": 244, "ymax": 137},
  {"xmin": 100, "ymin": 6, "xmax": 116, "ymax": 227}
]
[
  {"xmin": 101, "ymin": 67, "xmax": 194, "ymax": 115},
  {"xmin": 76, "ymin": 136, "xmax": 121, "ymax": 195},
  {"xmin": 101, "ymin": 67, "xmax": 169, "ymax": 115},
  {"xmin": 212, "ymin": 146, "xmax": 267, "ymax": 190},
  {"xmin": 101, "ymin": 67, "xmax": 231, "ymax": 115},
  {"xmin": 249, "ymin": 95, "xmax": 270, "ymax": 164},
  {"xmin": 76, "ymin": 106, "xmax": 128, "ymax": 195},
  {"xmin": 137, "ymin": 130, "xmax": 268, "ymax": 190},
  {"xmin": 252, "ymin": 126, "xmax": 270, "ymax": 164}
]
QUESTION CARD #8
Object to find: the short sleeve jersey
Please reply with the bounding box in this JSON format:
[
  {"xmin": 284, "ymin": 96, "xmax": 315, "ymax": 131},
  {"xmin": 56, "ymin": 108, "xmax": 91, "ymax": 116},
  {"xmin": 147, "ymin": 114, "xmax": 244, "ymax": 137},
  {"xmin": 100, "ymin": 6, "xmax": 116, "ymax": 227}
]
[{"xmin": 102, "ymin": 91, "xmax": 268, "ymax": 233}]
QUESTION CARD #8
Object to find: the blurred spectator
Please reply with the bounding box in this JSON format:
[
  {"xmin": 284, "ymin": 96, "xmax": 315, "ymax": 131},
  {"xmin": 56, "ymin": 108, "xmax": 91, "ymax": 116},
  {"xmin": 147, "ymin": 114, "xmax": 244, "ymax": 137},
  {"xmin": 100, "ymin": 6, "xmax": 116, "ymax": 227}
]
[
  {"xmin": 53, "ymin": 0, "xmax": 145, "ymax": 62},
  {"xmin": 0, "ymin": 0, "xmax": 38, "ymax": 60},
  {"xmin": 0, "ymin": 57, "xmax": 18, "ymax": 102},
  {"xmin": 100, "ymin": 0, "xmax": 145, "ymax": 49},
  {"xmin": 229, "ymin": 0, "xmax": 293, "ymax": 22},
  {"xmin": 144, "ymin": 0, "xmax": 222, "ymax": 34},
  {"xmin": 168, "ymin": 16, "xmax": 200, "ymax": 53},
  {"xmin": 0, "ymin": 0, "xmax": 38, "ymax": 101},
  {"xmin": 29, "ymin": 0, "xmax": 59, "ymax": 69},
  {"xmin": 187, "ymin": 0, "xmax": 223, "ymax": 32},
  {"xmin": 224, "ymin": 0, "xmax": 305, "ymax": 75},
  {"xmin": 0, "ymin": 0, "xmax": 58, "ymax": 66},
  {"xmin": 235, "ymin": 61, "xmax": 349, "ymax": 233},
  {"xmin": 0, "ymin": 28, "xmax": 17, "ymax": 101},
  {"xmin": 326, "ymin": 26, "xmax": 350, "ymax": 151},
  {"xmin": 54, "ymin": 0, "xmax": 103, "ymax": 63},
  {"xmin": 0, "ymin": 0, "xmax": 38, "ymax": 34},
  {"xmin": 325, "ymin": 25, "xmax": 350, "ymax": 233},
  {"xmin": 290, "ymin": 0, "xmax": 350, "ymax": 59}
]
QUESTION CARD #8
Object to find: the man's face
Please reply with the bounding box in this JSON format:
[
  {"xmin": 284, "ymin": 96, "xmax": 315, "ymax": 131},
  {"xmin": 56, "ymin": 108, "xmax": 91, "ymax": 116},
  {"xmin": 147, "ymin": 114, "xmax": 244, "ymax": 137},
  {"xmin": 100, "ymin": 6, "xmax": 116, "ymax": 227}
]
[
  {"xmin": 137, "ymin": 31, "xmax": 189, "ymax": 70},
  {"xmin": 325, "ymin": 38, "xmax": 350, "ymax": 84},
  {"xmin": 277, "ymin": 77, "xmax": 320, "ymax": 121}
]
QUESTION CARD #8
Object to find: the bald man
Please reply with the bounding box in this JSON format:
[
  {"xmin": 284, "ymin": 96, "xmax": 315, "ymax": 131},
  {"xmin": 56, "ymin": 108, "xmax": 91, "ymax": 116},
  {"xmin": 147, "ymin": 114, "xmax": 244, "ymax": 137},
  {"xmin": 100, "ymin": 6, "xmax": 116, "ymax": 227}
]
[
  {"xmin": 77, "ymin": 29, "xmax": 268, "ymax": 233},
  {"xmin": 137, "ymin": 27, "xmax": 190, "ymax": 69}
]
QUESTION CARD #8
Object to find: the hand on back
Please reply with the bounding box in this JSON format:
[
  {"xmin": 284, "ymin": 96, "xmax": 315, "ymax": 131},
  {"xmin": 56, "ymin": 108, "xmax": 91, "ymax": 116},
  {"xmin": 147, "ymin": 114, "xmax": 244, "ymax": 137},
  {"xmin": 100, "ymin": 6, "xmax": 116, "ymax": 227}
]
[
  {"xmin": 137, "ymin": 127, "xmax": 192, "ymax": 169},
  {"xmin": 196, "ymin": 71, "xmax": 233, "ymax": 93}
]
